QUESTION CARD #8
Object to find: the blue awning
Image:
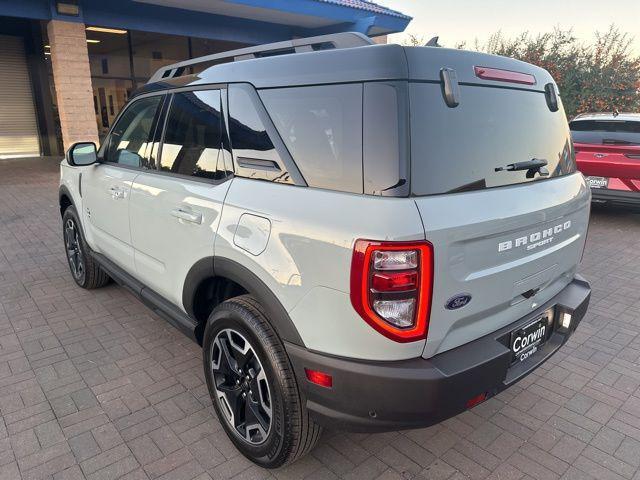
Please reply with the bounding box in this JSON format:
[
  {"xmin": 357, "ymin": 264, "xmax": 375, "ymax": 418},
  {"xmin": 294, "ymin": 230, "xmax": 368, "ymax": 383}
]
[{"xmin": 0, "ymin": 0, "xmax": 411, "ymax": 44}]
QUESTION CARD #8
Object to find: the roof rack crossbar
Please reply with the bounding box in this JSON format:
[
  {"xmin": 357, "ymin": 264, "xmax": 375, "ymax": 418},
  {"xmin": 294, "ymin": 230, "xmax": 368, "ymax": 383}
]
[{"xmin": 148, "ymin": 32, "xmax": 374, "ymax": 84}]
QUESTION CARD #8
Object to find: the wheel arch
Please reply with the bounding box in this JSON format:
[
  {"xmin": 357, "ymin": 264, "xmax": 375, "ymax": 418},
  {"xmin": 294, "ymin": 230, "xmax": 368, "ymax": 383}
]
[
  {"xmin": 59, "ymin": 185, "xmax": 74, "ymax": 217},
  {"xmin": 183, "ymin": 256, "xmax": 305, "ymax": 347}
]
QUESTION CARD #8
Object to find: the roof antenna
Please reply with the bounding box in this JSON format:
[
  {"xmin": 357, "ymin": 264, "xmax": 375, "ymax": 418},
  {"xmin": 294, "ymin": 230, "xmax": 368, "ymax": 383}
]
[
  {"xmin": 613, "ymin": 108, "xmax": 619, "ymax": 117},
  {"xmin": 425, "ymin": 36, "xmax": 441, "ymax": 47}
]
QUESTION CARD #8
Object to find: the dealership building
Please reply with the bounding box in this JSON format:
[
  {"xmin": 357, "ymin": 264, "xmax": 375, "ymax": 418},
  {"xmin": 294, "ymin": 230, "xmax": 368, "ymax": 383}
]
[{"xmin": 0, "ymin": 0, "xmax": 410, "ymax": 158}]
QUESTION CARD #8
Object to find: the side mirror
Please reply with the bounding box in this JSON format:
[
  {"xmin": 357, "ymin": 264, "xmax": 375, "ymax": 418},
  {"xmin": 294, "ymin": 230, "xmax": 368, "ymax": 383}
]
[{"xmin": 66, "ymin": 142, "xmax": 98, "ymax": 166}]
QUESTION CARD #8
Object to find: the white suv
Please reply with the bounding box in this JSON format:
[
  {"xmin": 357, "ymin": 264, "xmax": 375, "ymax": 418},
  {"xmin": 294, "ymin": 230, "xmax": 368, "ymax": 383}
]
[{"xmin": 59, "ymin": 33, "xmax": 592, "ymax": 467}]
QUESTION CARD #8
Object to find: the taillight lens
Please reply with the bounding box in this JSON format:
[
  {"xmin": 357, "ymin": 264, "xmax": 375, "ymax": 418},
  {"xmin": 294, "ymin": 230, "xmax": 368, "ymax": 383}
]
[{"xmin": 350, "ymin": 240, "xmax": 433, "ymax": 343}]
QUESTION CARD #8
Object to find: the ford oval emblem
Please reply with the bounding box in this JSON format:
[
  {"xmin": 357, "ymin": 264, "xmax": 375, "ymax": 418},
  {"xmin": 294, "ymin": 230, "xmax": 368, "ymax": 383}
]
[{"xmin": 445, "ymin": 294, "xmax": 472, "ymax": 310}]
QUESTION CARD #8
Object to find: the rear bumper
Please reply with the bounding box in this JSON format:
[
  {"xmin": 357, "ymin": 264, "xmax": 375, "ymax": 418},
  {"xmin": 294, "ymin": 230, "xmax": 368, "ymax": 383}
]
[
  {"xmin": 286, "ymin": 275, "xmax": 590, "ymax": 432},
  {"xmin": 591, "ymin": 188, "xmax": 640, "ymax": 207}
]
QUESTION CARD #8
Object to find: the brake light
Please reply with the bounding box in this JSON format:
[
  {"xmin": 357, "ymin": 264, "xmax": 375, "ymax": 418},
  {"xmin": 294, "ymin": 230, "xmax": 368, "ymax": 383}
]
[
  {"xmin": 350, "ymin": 240, "xmax": 433, "ymax": 343},
  {"xmin": 474, "ymin": 66, "xmax": 536, "ymax": 85}
]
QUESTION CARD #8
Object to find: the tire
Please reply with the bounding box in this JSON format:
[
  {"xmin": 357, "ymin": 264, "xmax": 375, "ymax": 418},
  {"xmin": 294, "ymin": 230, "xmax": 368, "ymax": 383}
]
[
  {"xmin": 203, "ymin": 295, "xmax": 321, "ymax": 468},
  {"xmin": 62, "ymin": 206, "xmax": 110, "ymax": 289}
]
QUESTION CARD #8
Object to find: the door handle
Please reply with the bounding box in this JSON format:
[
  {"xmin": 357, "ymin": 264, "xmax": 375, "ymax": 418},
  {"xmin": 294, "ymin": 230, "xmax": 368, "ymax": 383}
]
[
  {"xmin": 171, "ymin": 208, "xmax": 203, "ymax": 225},
  {"xmin": 109, "ymin": 186, "xmax": 125, "ymax": 199}
]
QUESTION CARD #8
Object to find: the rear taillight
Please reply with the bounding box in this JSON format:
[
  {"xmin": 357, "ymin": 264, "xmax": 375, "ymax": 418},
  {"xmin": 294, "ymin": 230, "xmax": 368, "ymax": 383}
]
[{"xmin": 350, "ymin": 240, "xmax": 433, "ymax": 343}]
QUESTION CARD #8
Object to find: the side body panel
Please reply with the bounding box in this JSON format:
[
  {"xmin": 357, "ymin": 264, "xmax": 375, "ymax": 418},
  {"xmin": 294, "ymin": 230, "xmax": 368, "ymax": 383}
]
[{"xmin": 216, "ymin": 178, "xmax": 426, "ymax": 361}]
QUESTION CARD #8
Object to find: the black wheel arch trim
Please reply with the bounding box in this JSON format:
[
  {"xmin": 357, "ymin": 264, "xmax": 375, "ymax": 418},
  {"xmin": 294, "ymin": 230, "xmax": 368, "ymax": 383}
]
[
  {"xmin": 59, "ymin": 185, "xmax": 75, "ymax": 213},
  {"xmin": 182, "ymin": 256, "xmax": 305, "ymax": 347}
]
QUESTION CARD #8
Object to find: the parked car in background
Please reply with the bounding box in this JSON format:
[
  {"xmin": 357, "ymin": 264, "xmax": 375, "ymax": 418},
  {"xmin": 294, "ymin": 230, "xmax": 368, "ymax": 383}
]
[{"xmin": 571, "ymin": 113, "xmax": 640, "ymax": 208}]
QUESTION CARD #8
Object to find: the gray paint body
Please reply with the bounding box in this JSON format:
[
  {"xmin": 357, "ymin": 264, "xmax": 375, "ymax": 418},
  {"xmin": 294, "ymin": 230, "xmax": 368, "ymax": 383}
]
[{"xmin": 63, "ymin": 40, "xmax": 590, "ymax": 362}]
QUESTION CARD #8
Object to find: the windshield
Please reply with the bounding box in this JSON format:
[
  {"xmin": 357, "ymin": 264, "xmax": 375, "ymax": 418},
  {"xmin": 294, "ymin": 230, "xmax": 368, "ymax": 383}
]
[
  {"xmin": 410, "ymin": 83, "xmax": 576, "ymax": 195},
  {"xmin": 570, "ymin": 119, "xmax": 640, "ymax": 145}
]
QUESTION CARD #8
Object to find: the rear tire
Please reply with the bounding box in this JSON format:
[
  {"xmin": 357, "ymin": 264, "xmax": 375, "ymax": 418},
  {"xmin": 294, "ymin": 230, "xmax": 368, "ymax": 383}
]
[
  {"xmin": 203, "ymin": 295, "xmax": 321, "ymax": 468},
  {"xmin": 62, "ymin": 206, "xmax": 110, "ymax": 289}
]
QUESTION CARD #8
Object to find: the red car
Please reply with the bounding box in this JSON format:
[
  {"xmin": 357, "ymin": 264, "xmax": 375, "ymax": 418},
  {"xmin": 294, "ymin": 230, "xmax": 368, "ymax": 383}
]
[{"xmin": 571, "ymin": 113, "xmax": 640, "ymax": 208}]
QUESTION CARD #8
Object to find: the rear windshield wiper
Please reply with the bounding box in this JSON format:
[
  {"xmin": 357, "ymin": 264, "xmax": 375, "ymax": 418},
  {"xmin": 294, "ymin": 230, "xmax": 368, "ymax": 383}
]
[{"xmin": 495, "ymin": 158, "xmax": 549, "ymax": 178}]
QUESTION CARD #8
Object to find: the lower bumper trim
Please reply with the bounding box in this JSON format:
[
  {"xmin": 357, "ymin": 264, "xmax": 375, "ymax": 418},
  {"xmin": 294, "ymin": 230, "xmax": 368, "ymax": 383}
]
[{"xmin": 286, "ymin": 275, "xmax": 591, "ymax": 432}]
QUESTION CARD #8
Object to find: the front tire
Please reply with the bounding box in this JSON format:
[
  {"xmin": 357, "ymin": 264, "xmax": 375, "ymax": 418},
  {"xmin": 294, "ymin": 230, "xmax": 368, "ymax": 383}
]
[
  {"xmin": 62, "ymin": 206, "xmax": 109, "ymax": 289},
  {"xmin": 203, "ymin": 295, "xmax": 321, "ymax": 468}
]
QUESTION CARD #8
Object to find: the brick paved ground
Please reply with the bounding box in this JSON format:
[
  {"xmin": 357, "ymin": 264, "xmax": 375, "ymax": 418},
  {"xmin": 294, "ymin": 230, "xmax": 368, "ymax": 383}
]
[{"xmin": 1, "ymin": 157, "xmax": 639, "ymax": 480}]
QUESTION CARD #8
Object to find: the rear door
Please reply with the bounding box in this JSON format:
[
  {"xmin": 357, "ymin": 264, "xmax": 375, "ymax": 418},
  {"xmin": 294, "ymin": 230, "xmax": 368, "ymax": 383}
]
[
  {"xmin": 405, "ymin": 68, "xmax": 590, "ymax": 359},
  {"xmin": 129, "ymin": 88, "xmax": 231, "ymax": 308}
]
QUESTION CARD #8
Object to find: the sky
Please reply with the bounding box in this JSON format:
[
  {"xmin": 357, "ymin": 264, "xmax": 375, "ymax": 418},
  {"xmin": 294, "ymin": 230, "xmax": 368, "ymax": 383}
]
[{"xmin": 377, "ymin": 0, "xmax": 640, "ymax": 54}]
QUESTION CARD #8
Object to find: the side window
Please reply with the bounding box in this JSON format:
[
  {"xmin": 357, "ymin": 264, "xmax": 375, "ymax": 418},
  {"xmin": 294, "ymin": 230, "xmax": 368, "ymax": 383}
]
[
  {"xmin": 227, "ymin": 84, "xmax": 291, "ymax": 183},
  {"xmin": 105, "ymin": 96, "xmax": 162, "ymax": 168},
  {"xmin": 160, "ymin": 90, "xmax": 225, "ymax": 180},
  {"xmin": 260, "ymin": 84, "xmax": 363, "ymax": 193}
]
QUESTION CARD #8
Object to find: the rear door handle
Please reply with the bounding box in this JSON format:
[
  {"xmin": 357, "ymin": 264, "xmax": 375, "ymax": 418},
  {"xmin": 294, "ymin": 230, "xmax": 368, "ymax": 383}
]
[
  {"xmin": 171, "ymin": 208, "xmax": 203, "ymax": 225},
  {"xmin": 109, "ymin": 186, "xmax": 125, "ymax": 199}
]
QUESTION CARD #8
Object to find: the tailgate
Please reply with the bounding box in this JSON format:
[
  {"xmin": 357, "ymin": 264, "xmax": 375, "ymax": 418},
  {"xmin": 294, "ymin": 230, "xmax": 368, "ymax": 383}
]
[
  {"xmin": 417, "ymin": 174, "xmax": 590, "ymax": 358},
  {"xmin": 575, "ymin": 143, "xmax": 640, "ymax": 191}
]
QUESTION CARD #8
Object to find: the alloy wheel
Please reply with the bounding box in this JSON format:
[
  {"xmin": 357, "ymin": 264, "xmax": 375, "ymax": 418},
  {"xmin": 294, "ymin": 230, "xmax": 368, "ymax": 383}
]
[
  {"xmin": 211, "ymin": 328, "xmax": 272, "ymax": 445},
  {"xmin": 64, "ymin": 218, "xmax": 84, "ymax": 280}
]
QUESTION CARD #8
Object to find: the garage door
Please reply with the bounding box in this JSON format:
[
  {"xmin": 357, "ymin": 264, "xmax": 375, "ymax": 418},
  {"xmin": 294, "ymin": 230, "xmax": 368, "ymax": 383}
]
[{"xmin": 0, "ymin": 35, "xmax": 40, "ymax": 158}]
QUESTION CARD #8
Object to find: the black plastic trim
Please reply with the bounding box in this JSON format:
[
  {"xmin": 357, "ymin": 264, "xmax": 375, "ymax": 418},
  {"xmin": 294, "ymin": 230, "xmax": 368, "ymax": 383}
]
[
  {"xmin": 90, "ymin": 251, "xmax": 198, "ymax": 342},
  {"xmin": 211, "ymin": 257, "xmax": 305, "ymax": 346},
  {"xmin": 182, "ymin": 257, "xmax": 215, "ymax": 319},
  {"xmin": 286, "ymin": 276, "xmax": 591, "ymax": 432},
  {"xmin": 591, "ymin": 188, "xmax": 640, "ymax": 207},
  {"xmin": 58, "ymin": 185, "xmax": 74, "ymax": 210}
]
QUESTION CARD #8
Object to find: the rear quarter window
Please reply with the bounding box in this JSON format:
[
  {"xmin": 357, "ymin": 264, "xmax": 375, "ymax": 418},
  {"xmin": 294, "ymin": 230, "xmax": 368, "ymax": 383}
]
[{"xmin": 259, "ymin": 84, "xmax": 363, "ymax": 193}]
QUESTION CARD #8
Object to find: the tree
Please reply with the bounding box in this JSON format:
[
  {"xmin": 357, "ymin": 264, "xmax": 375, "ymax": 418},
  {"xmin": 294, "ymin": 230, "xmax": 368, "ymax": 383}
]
[{"xmin": 439, "ymin": 26, "xmax": 640, "ymax": 118}]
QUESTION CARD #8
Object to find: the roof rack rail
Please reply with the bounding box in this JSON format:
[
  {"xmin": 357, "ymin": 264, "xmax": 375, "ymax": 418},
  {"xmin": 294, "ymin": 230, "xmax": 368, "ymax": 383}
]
[{"xmin": 148, "ymin": 32, "xmax": 374, "ymax": 84}]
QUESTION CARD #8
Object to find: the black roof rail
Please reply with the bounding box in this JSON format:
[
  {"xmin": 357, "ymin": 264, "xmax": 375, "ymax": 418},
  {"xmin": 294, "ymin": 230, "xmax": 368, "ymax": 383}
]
[{"xmin": 147, "ymin": 32, "xmax": 374, "ymax": 84}]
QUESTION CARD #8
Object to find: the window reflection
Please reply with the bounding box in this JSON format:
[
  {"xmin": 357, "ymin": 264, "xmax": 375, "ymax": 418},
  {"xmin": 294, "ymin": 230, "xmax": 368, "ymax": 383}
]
[
  {"xmin": 161, "ymin": 90, "xmax": 224, "ymax": 179},
  {"xmin": 106, "ymin": 96, "xmax": 162, "ymax": 168}
]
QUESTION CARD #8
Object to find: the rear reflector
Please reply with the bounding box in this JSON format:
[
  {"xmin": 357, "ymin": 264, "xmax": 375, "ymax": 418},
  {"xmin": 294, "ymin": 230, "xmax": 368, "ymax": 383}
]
[
  {"xmin": 305, "ymin": 368, "xmax": 333, "ymax": 388},
  {"xmin": 466, "ymin": 392, "xmax": 487, "ymax": 409},
  {"xmin": 474, "ymin": 66, "xmax": 536, "ymax": 85}
]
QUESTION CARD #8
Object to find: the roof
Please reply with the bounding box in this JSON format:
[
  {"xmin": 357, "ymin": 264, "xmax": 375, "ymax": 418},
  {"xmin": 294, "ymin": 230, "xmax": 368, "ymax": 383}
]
[
  {"xmin": 572, "ymin": 113, "xmax": 640, "ymax": 122},
  {"xmin": 312, "ymin": 0, "xmax": 412, "ymax": 20}
]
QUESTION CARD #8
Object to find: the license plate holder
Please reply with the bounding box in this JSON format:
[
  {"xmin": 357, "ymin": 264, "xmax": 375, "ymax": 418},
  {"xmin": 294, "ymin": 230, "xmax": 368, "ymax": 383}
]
[
  {"xmin": 586, "ymin": 176, "xmax": 609, "ymax": 189},
  {"xmin": 510, "ymin": 316, "xmax": 549, "ymax": 364}
]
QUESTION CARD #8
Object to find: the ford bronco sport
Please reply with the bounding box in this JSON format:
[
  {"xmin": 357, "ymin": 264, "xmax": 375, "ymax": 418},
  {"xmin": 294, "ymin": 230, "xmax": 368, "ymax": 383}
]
[{"xmin": 59, "ymin": 32, "xmax": 592, "ymax": 467}]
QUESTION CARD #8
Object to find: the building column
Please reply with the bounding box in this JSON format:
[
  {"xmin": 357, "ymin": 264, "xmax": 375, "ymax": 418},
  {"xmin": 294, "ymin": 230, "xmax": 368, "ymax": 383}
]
[{"xmin": 47, "ymin": 20, "xmax": 98, "ymax": 152}]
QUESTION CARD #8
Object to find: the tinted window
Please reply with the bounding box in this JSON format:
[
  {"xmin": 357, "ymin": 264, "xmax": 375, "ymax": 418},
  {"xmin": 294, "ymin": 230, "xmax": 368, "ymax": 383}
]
[
  {"xmin": 228, "ymin": 84, "xmax": 290, "ymax": 183},
  {"xmin": 160, "ymin": 90, "xmax": 224, "ymax": 179},
  {"xmin": 105, "ymin": 96, "xmax": 162, "ymax": 168},
  {"xmin": 410, "ymin": 83, "xmax": 576, "ymax": 195},
  {"xmin": 570, "ymin": 119, "xmax": 640, "ymax": 145},
  {"xmin": 260, "ymin": 84, "xmax": 363, "ymax": 193}
]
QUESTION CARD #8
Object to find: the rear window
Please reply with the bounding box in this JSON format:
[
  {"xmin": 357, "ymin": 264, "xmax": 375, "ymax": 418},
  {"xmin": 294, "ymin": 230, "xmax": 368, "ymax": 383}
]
[
  {"xmin": 570, "ymin": 119, "xmax": 640, "ymax": 145},
  {"xmin": 410, "ymin": 83, "xmax": 576, "ymax": 195},
  {"xmin": 259, "ymin": 84, "xmax": 363, "ymax": 193}
]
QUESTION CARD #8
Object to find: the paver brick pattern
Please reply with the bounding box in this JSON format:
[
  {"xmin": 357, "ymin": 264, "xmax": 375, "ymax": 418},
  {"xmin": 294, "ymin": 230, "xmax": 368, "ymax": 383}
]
[{"xmin": 1, "ymin": 157, "xmax": 640, "ymax": 480}]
